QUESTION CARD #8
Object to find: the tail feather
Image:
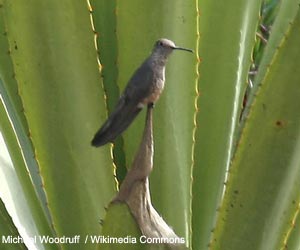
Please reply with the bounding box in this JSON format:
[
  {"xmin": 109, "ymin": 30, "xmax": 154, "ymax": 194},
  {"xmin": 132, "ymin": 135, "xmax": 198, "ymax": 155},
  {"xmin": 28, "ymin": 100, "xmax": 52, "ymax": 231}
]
[{"xmin": 91, "ymin": 102, "xmax": 142, "ymax": 147}]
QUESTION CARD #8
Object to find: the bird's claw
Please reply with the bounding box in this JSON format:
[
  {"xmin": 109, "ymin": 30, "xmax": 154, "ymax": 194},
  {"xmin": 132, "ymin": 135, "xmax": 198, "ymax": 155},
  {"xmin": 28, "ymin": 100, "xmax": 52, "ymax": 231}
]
[{"xmin": 148, "ymin": 103, "xmax": 155, "ymax": 109}]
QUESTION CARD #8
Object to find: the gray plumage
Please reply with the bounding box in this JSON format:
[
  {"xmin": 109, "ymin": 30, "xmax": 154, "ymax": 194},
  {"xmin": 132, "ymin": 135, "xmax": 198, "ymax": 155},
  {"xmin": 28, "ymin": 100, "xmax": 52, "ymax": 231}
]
[{"xmin": 91, "ymin": 38, "xmax": 192, "ymax": 147}]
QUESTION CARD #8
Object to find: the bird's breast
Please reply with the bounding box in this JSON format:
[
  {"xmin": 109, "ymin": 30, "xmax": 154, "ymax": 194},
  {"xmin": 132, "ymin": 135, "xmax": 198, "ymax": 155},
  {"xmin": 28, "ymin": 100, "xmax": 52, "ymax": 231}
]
[{"xmin": 141, "ymin": 77, "xmax": 165, "ymax": 105}]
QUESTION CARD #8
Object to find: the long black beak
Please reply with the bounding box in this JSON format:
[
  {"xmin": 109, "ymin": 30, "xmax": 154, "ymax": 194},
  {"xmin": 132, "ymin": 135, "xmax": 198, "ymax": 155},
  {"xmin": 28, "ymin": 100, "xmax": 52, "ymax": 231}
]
[{"xmin": 173, "ymin": 46, "xmax": 193, "ymax": 53}]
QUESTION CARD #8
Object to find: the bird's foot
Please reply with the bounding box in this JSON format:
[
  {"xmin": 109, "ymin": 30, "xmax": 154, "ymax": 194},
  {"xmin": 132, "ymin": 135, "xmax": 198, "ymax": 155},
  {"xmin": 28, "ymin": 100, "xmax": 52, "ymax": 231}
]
[{"xmin": 148, "ymin": 103, "xmax": 155, "ymax": 109}]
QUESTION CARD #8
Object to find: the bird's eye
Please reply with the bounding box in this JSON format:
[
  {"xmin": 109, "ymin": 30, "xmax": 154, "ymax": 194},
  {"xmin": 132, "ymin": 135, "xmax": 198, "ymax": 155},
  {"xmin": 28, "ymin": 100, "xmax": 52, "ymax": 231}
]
[{"xmin": 159, "ymin": 41, "xmax": 164, "ymax": 46}]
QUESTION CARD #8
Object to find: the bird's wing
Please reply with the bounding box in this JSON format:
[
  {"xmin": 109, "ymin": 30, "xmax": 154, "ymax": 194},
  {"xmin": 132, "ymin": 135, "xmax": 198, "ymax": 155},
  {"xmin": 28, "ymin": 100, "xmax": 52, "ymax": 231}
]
[
  {"xmin": 123, "ymin": 59, "xmax": 155, "ymax": 104},
  {"xmin": 91, "ymin": 60, "xmax": 154, "ymax": 147},
  {"xmin": 91, "ymin": 94, "xmax": 139, "ymax": 146}
]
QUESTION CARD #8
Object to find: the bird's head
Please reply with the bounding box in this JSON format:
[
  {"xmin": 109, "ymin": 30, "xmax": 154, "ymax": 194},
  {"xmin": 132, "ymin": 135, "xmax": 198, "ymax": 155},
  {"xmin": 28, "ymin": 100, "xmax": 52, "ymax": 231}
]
[{"xmin": 152, "ymin": 38, "xmax": 193, "ymax": 59}]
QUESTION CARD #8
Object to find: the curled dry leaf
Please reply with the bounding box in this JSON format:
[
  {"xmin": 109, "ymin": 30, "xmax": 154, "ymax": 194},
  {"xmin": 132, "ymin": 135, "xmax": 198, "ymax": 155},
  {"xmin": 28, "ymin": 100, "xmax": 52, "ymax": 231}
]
[{"xmin": 112, "ymin": 107, "xmax": 186, "ymax": 250}]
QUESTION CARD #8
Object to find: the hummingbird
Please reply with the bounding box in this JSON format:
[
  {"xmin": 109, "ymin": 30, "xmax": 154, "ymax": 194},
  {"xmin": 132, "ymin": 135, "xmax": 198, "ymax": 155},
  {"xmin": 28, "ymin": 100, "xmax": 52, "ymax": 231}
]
[{"xmin": 91, "ymin": 38, "xmax": 193, "ymax": 147}]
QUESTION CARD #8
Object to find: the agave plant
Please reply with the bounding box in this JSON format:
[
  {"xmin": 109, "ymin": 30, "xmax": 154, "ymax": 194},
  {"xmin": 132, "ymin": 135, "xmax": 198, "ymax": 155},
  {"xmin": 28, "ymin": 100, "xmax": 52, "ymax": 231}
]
[{"xmin": 1, "ymin": 0, "xmax": 300, "ymax": 250}]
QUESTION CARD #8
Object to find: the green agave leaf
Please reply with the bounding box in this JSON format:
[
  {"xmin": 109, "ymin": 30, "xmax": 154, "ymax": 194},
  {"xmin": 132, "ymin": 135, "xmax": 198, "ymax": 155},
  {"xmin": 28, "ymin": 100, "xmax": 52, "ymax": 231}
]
[
  {"xmin": 261, "ymin": 0, "xmax": 281, "ymax": 28},
  {"xmin": 0, "ymin": 90, "xmax": 57, "ymax": 250},
  {"xmin": 246, "ymin": 0, "xmax": 300, "ymax": 112},
  {"xmin": 116, "ymin": 0, "xmax": 197, "ymax": 245},
  {"xmin": 0, "ymin": 198, "xmax": 27, "ymax": 250},
  {"xmin": 0, "ymin": 7, "xmax": 50, "ymax": 222},
  {"xmin": 284, "ymin": 206, "xmax": 300, "ymax": 250},
  {"xmin": 89, "ymin": 0, "xmax": 119, "ymax": 112},
  {"xmin": 211, "ymin": 8, "xmax": 300, "ymax": 250},
  {"xmin": 90, "ymin": 0, "xmax": 127, "ymax": 184},
  {"xmin": 251, "ymin": 0, "xmax": 280, "ymax": 68},
  {"xmin": 98, "ymin": 203, "xmax": 142, "ymax": 250},
  {"xmin": 0, "ymin": 0, "xmax": 29, "ymax": 133},
  {"xmin": 2, "ymin": 1, "xmax": 116, "ymax": 249},
  {"xmin": 192, "ymin": 0, "xmax": 262, "ymax": 249}
]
